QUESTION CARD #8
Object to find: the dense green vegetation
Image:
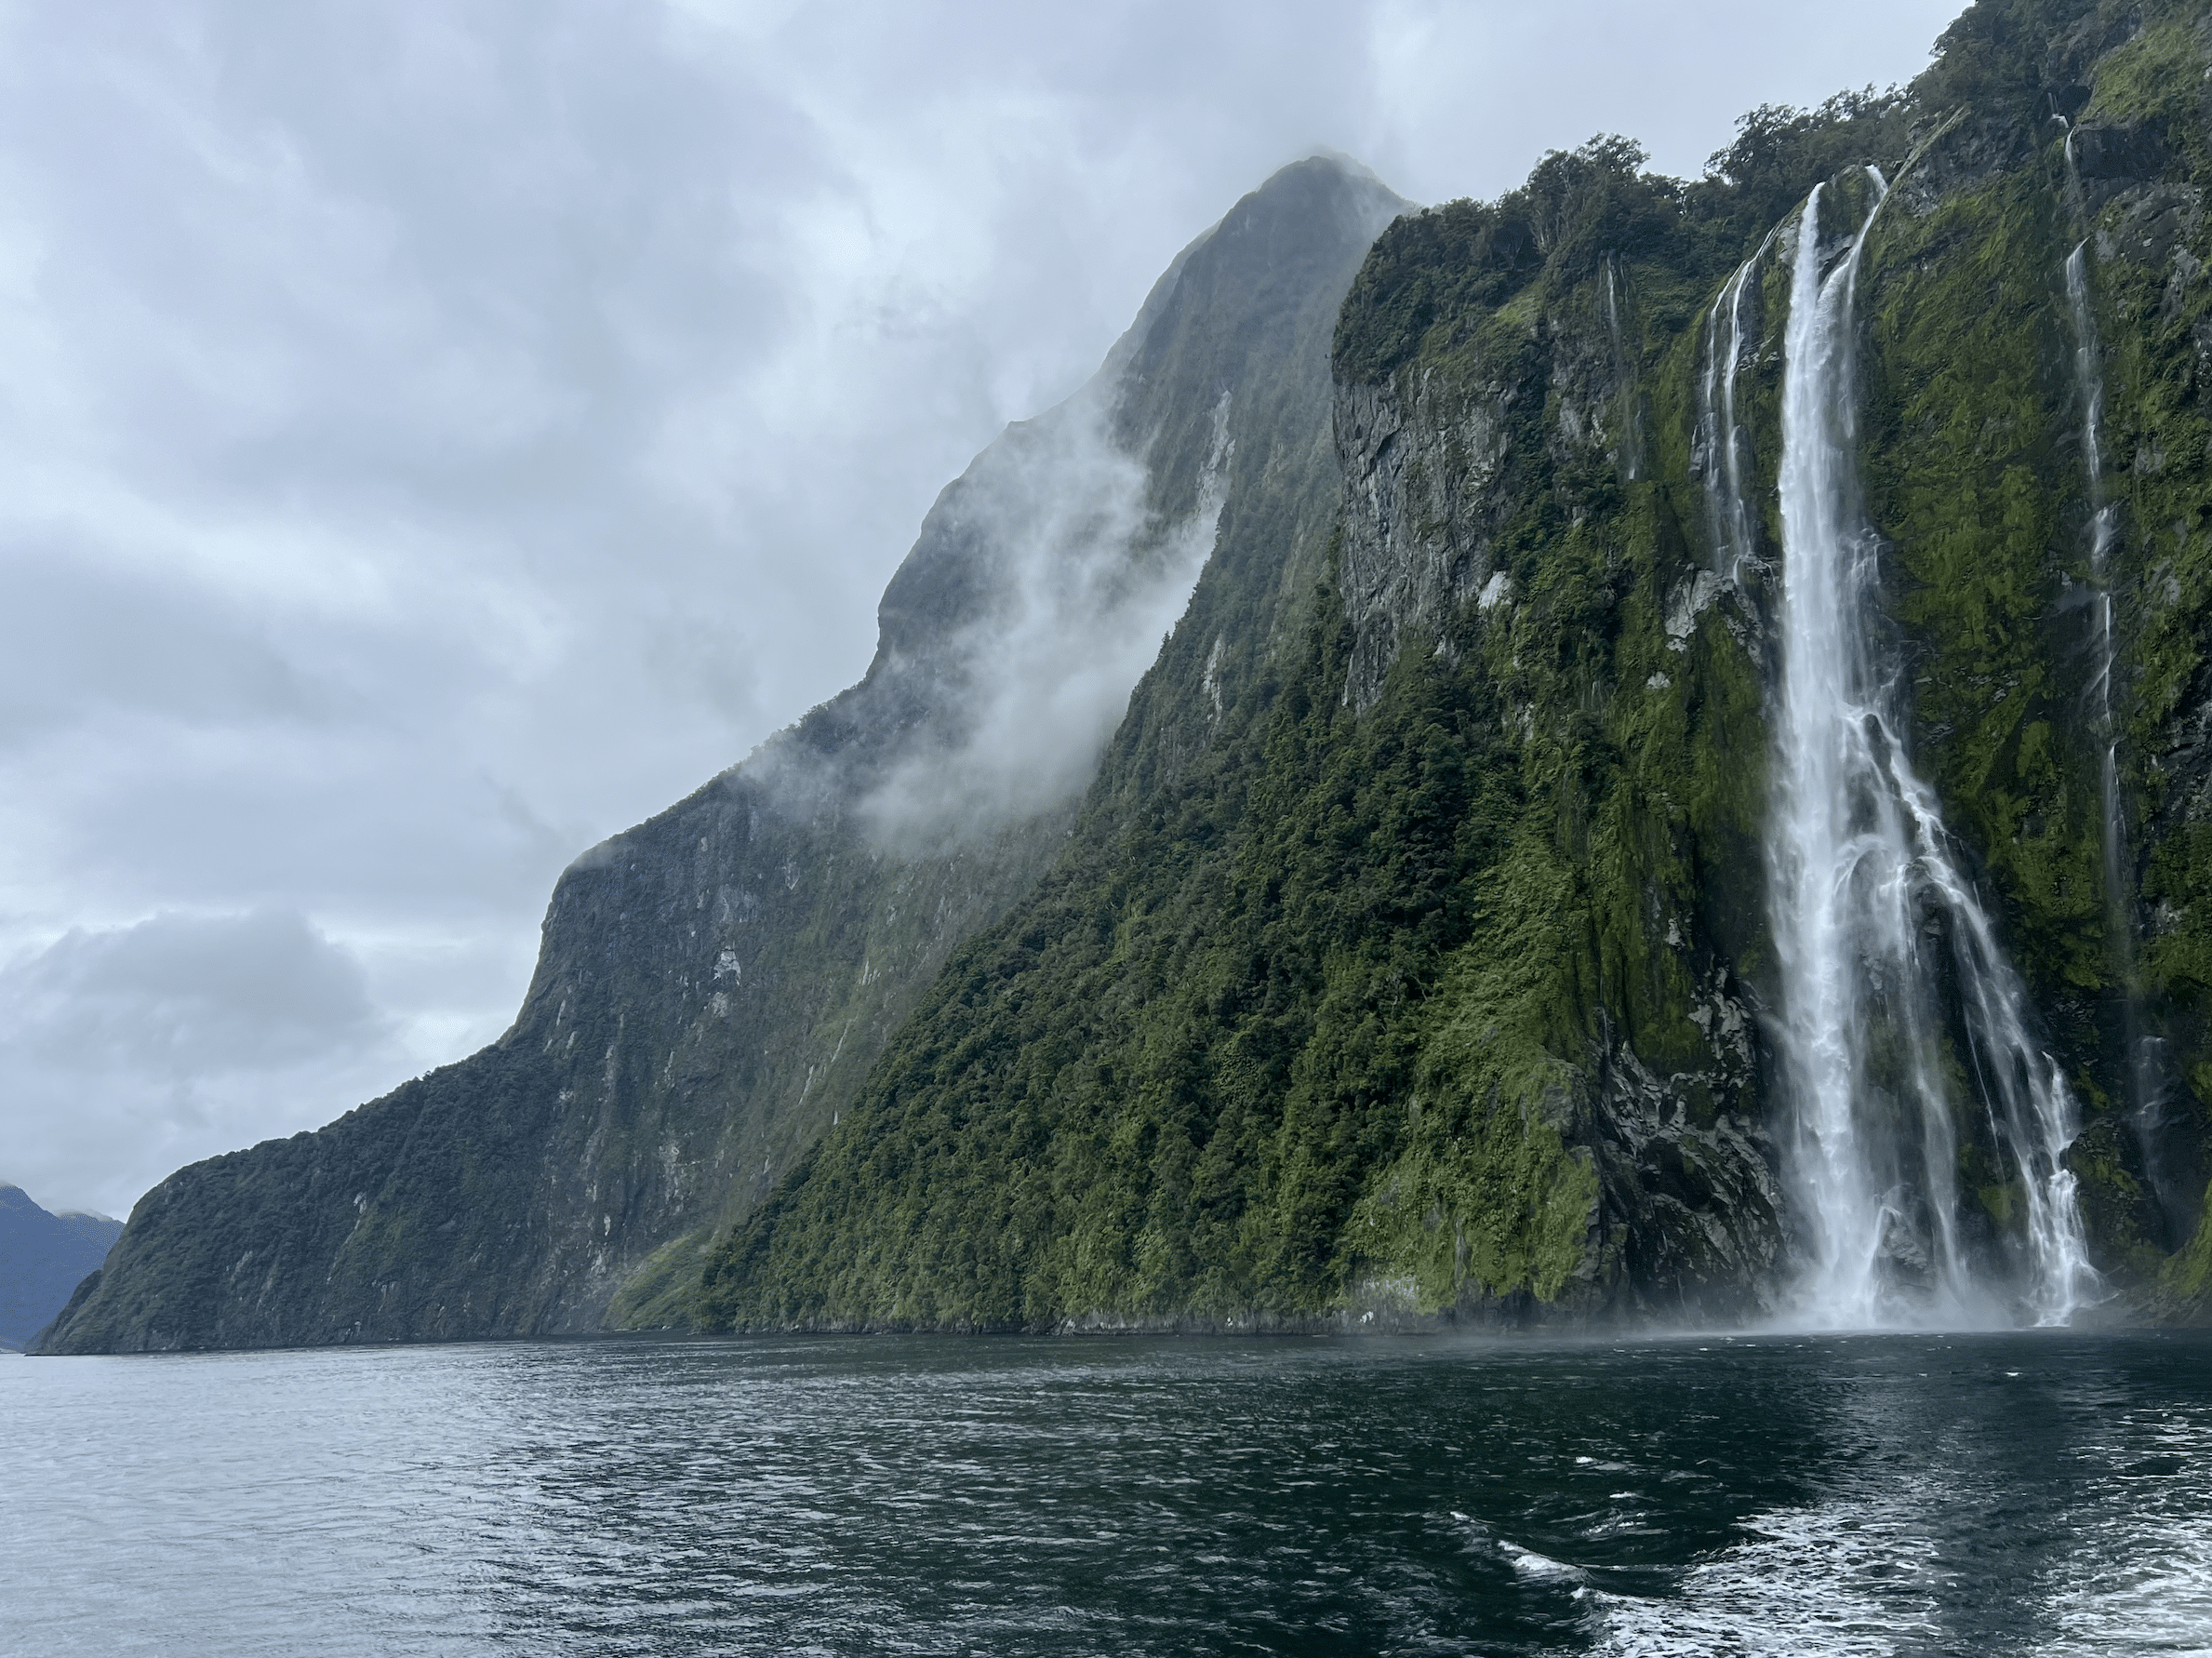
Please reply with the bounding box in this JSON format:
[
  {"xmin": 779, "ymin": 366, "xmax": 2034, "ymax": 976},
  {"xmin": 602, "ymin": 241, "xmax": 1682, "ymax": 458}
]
[
  {"xmin": 700, "ymin": 0, "xmax": 2212, "ymax": 1330},
  {"xmin": 700, "ymin": 145, "xmax": 1785, "ymax": 1328},
  {"xmin": 43, "ymin": 0, "xmax": 2212, "ymax": 1349},
  {"xmin": 35, "ymin": 156, "xmax": 1403, "ymax": 1354}
]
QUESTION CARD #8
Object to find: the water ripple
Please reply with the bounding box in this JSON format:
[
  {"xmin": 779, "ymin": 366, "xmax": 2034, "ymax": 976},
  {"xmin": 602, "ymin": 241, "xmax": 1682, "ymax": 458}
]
[{"xmin": 4, "ymin": 1330, "xmax": 2206, "ymax": 1654}]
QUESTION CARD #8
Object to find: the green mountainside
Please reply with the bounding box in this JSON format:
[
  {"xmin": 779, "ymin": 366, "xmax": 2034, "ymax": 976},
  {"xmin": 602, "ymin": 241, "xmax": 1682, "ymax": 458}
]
[
  {"xmin": 694, "ymin": 0, "xmax": 2212, "ymax": 1331},
  {"xmin": 41, "ymin": 0, "xmax": 2212, "ymax": 1352},
  {"xmin": 33, "ymin": 157, "xmax": 1406, "ymax": 1354}
]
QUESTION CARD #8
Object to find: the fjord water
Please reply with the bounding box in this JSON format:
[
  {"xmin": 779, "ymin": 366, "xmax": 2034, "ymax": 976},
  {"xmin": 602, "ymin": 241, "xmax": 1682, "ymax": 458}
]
[{"xmin": 7, "ymin": 1333, "xmax": 2211, "ymax": 1655}]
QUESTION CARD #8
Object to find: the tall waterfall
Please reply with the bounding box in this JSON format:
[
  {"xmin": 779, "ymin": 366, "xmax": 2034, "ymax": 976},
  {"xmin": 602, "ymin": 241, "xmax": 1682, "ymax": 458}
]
[
  {"xmin": 2061, "ymin": 130, "xmax": 2132, "ymax": 1026},
  {"xmin": 1763, "ymin": 177, "xmax": 2099, "ymax": 1327},
  {"xmin": 1604, "ymin": 258, "xmax": 1643, "ymax": 480}
]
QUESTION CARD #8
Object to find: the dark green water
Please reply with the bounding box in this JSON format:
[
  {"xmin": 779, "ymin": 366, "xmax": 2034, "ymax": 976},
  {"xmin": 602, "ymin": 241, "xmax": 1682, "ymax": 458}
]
[{"xmin": 6, "ymin": 1331, "xmax": 2208, "ymax": 1653}]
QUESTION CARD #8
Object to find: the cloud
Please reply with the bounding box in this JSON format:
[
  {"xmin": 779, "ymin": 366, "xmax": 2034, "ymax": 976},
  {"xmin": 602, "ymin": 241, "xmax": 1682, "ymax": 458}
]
[
  {"xmin": 0, "ymin": 910, "xmax": 406, "ymax": 1215},
  {"xmin": 6, "ymin": 909, "xmax": 385, "ymax": 1072},
  {"xmin": 0, "ymin": 0, "xmax": 1967, "ymax": 1211},
  {"xmin": 859, "ymin": 383, "xmax": 1228, "ymax": 844}
]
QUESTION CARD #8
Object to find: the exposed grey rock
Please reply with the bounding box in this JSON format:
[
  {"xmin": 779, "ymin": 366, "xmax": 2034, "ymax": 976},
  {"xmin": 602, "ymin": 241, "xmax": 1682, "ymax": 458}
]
[
  {"xmin": 2068, "ymin": 118, "xmax": 2174, "ymax": 220},
  {"xmin": 1335, "ymin": 374, "xmax": 1511, "ymax": 712},
  {"xmin": 2099, "ymin": 182, "xmax": 2205, "ymax": 267}
]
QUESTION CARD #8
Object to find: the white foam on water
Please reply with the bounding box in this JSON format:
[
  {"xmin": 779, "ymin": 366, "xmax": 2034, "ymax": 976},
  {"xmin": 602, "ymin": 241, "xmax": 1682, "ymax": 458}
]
[
  {"xmin": 2045, "ymin": 1534, "xmax": 2212, "ymax": 1657},
  {"xmin": 1499, "ymin": 1540, "xmax": 1587, "ymax": 1584},
  {"xmin": 2041, "ymin": 1411, "xmax": 2212, "ymax": 1654},
  {"xmin": 1586, "ymin": 1491, "xmax": 1943, "ymax": 1657}
]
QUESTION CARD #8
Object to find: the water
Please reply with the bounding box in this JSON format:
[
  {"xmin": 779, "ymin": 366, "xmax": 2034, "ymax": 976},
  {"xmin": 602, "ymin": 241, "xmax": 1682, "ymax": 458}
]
[
  {"xmin": 2059, "ymin": 156, "xmax": 2177, "ymax": 1225},
  {"xmin": 6, "ymin": 1333, "xmax": 2208, "ymax": 1654},
  {"xmin": 1699, "ymin": 234, "xmax": 1775, "ymax": 584},
  {"xmin": 1604, "ymin": 258, "xmax": 1643, "ymax": 481},
  {"xmin": 1764, "ymin": 178, "xmax": 2096, "ymax": 1326},
  {"xmin": 2064, "ymin": 236, "xmax": 2125, "ymax": 968}
]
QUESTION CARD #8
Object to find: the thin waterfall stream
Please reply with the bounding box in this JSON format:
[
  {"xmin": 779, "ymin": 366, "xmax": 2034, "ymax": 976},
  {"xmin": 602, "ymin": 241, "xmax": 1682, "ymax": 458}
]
[
  {"xmin": 1699, "ymin": 231, "xmax": 1776, "ymax": 582},
  {"xmin": 2064, "ymin": 235, "xmax": 2125, "ymax": 971},
  {"xmin": 2059, "ymin": 128, "xmax": 2176, "ymax": 1225},
  {"xmin": 1712, "ymin": 175, "xmax": 2099, "ymax": 1327}
]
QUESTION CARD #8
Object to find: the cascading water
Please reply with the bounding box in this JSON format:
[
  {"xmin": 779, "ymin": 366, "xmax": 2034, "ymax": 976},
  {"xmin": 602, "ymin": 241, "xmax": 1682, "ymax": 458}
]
[
  {"xmin": 1764, "ymin": 175, "xmax": 2099, "ymax": 1327},
  {"xmin": 2059, "ymin": 138, "xmax": 2176, "ymax": 1223},
  {"xmin": 1699, "ymin": 234, "xmax": 1775, "ymax": 582},
  {"xmin": 2064, "ymin": 239, "xmax": 2123, "ymax": 926},
  {"xmin": 1604, "ymin": 258, "xmax": 1643, "ymax": 480}
]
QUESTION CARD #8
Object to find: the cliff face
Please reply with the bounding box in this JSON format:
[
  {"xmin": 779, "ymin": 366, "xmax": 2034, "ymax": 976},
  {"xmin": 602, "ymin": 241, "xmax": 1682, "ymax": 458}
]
[
  {"xmin": 34, "ymin": 157, "xmax": 1407, "ymax": 1354},
  {"xmin": 695, "ymin": 0, "xmax": 2212, "ymax": 1331}
]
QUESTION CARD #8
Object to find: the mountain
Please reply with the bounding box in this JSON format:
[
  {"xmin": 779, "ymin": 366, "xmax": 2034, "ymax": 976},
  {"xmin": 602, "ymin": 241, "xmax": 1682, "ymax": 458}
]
[
  {"xmin": 43, "ymin": 0, "xmax": 2212, "ymax": 1351},
  {"xmin": 32, "ymin": 155, "xmax": 1409, "ymax": 1353},
  {"xmin": 692, "ymin": 0, "xmax": 2212, "ymax": 1331},
  {"xmin": 1, "ymin": 1185, "xmax": 119, "ymax": 1349}
]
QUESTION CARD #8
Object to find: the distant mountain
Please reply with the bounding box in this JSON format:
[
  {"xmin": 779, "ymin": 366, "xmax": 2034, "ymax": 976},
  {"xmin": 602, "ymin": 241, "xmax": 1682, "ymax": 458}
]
[{"xmin": 1, "ymin": 1185, "xmax": 120, "ymax": 1348}]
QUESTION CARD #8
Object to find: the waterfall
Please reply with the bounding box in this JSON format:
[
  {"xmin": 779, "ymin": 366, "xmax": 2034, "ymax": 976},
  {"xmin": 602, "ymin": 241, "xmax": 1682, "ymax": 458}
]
[
  {"xmin": 1605, "ymin": 258, "xmax": 1643, "ymax": 480},
  {"xmin": 2065, "ymin": 238, "xmax": 2137, "ymax": 1026},
  {"xmin": 2060, "ymin": 126, "xmax": 2090, "ymax": 233},
  {"xmin": 2061, "ymin": 135, "xmax": 2128, "ymax": 996},
  {"xmin": 2060, "ymin": 155, "xmax": 2176, "ymax": 1225},
  {"xmin": 1766, "ymin": 176, "xmax": 2099, "ymax": 1327},
  {"xmin": 1699, "ymin": 239, "xmax": 1771, "ymax": 581}
]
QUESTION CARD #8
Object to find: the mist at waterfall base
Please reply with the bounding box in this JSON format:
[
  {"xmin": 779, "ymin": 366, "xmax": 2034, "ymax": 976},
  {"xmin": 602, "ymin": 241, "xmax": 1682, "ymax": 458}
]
[{"xmin": 8, "ymin": 1332, "xmax": 2210, "ymax": 1654}]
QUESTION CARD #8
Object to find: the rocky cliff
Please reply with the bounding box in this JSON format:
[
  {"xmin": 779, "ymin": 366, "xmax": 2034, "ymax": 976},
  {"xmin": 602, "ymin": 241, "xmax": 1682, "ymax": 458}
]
[
  {"xmin": 694, "ymin": 0, "xmax": 2212, "ymax": 1331},
  {"xmin": 33, "ymin": 156, "xmax": 1407, "ymax": 1353}
]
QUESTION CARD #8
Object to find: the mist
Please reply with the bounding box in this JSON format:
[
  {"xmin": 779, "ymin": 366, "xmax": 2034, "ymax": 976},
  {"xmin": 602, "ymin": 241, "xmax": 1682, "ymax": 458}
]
[{"xmin": 858, "ymin": 383, "xmax": 1230, "ymax": 845}]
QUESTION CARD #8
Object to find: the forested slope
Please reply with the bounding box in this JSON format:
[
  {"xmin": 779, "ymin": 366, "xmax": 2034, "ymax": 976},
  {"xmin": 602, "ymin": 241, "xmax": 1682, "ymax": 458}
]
[{"xmin": 700, "ymin": 0, "xmax": 2212, "ymax": 1330}]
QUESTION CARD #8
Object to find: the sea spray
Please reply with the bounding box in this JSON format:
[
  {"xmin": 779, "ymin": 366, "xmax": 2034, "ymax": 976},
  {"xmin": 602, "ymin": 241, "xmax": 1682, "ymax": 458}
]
[{"xmin": 1766, "ymin": 176, "xmax": 2099, "ymax": 1325}]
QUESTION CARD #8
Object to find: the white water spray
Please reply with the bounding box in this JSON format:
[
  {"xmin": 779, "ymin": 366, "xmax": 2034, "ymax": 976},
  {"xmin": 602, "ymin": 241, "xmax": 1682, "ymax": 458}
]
[{"xmin": 1766, "ymin": 177, "xmax": 2098, "ymax": 1327}]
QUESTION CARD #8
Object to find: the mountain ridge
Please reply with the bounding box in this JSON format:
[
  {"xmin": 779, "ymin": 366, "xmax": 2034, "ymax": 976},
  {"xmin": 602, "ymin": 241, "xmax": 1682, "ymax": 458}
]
[
  {"xmin": 691, "ymin": 0, "xmax": 2212, "ymax": 1332},
  {"xmin": 41, "ymin": 0, "xmax": 2212, "ymax": 1351},
  {"xmin": 33, "ymin": 154, "xmax": 1409, "ymax": 1354}
]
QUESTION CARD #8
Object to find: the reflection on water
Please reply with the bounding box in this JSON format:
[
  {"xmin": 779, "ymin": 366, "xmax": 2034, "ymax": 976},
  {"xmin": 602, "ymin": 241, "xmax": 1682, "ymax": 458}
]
[{"xmin": 6, "ymin": 1331, "xmax": 2209, "ymax": 1655}]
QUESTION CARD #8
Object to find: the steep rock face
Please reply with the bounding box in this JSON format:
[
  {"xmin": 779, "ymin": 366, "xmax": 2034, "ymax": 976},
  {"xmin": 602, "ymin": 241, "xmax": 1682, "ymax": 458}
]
[
  {"xmin": 696, "ymin": 0, "xmax": 2212, "ymax": 1331},
  {"xmin": 35, "ymin": 156, "xmax": 1406, "ymax": 1354},
  {"xmin": 1326, "ymin": 215, "xmax": 1788, "ymax": 1318}
]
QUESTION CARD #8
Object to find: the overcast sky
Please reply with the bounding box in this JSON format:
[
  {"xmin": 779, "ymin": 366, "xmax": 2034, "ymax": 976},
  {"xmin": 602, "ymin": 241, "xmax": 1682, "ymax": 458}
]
[{"xmin": 0, "ymin": 0, "xmax": 1967, "ymax": 1217}]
